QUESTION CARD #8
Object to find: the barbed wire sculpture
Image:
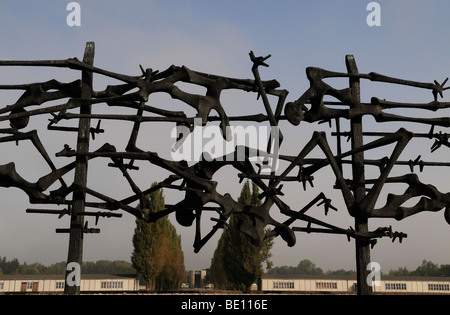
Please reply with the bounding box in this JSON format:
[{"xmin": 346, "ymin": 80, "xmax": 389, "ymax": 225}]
[{"xmin": 1, "ymin": 42, "xmax": 450, "ymax": 294}]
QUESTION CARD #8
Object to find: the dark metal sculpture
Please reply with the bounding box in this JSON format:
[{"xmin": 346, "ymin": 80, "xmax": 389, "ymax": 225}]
[{"xmin": 1, "ymin": 42, "xmax": 450, "ymax": 295}]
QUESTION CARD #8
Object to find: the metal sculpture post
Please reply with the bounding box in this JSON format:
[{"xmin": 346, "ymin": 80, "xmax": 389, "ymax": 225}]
[
  {"xmin": 63, "ymin": 42, "xmax": 95, "ymax": 295},
  {"xmin": 0, "ymin": 43, "xmax": 449, "ymax": 295},
  {"xmin": 346, "ymin": 56, "xmax": 371, "ymax": 295}
]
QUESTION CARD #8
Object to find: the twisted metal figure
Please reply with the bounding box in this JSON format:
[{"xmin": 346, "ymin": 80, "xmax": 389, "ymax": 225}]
[{"xmin": 1, "ymin": 43, "xmax": 450, "ymax": 295}]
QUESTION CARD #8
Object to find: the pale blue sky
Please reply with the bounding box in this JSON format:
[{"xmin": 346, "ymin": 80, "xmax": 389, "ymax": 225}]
[{"xmin": 1, "ymin": 1, "xmax": 450, "ymax": 273}]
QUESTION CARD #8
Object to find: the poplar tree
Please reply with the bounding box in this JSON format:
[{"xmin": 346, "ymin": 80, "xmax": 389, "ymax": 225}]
[
  {"xmin": 210, "ymin": 181, "xmax": 273, "ymax": 291},
  {"xmin": 131, "ymin": 183, "xmax": 185, "ymax": 290}
]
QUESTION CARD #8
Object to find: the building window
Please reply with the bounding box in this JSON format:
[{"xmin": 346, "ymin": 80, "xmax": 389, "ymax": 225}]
[
  {"xmin": 428, "ymin": 283, "xmax": 450, "ymax": 291},
  {"xmin": 56, "ymin": 281, "xmax": 65, "ymax": 289},
  {"xmin": 101, "ymin": 281, "xmax": 124, "ymax": 289},
  {"xmin": 385, "ymin": 283, "xmax": 407, "ymax": 290},
  {"xmin": 316, "ymin": 282, "xmax": 337, "ymax": 290},
  {"xmin": 273, "ymin": 281, "xmax": 295, "ymax": 289},
  {"xmin": 0, "ymin": 282, "xmax": 3, "ymax": 290},
  {"xmin": 26, "ymin": 282, "xmax": 33, "ymax": 290}
]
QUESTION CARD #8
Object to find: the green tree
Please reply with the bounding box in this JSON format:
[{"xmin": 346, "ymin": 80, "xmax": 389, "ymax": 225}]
[
  {"xmin": 267, "ymin": 259, "xmax": 324, "ymax": 275},
  {"xmin": 413, "ymin": 259, "xmax": 440, "ymax": 277},
  {"xmin": 209, "ymin": 236, "xmax": 230, "ymax": 288},
  {"xmin": 439, "ymin": 264, "xmax": 450, "ymax": 276},
  {"xmin": 44, "ymin": 262, "xmax": 66, "ymax": 274},
  {"xmin": 388, "ymin": 266, "xmax": 411, "ymax": 277},
  {"xmin": 20, "ymin": 262, "xmax": 41, "ymax": 275},
  {"xmin": 0, "ymin": 257, "xmax": 20, "ymax": 274},
  {"xmin": 131, "ymin": 183, "xmax": 185, "ymax": 290},
  {"xmin": 80, "ymin": 260, "xmax": 136, "ymax": 274},
  {"xmin": 296, "ymin": 259, "xmax": 323, "ymax": 275},
  {"xmin": 210, "ymin": 181, "xmax": 273, "ymax": 291},
  {"xmin": 155, "ymin": 225, "xmax": 185, "ymax": 290}
]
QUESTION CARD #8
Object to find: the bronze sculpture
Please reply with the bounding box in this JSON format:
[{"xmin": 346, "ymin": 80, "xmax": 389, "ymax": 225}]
[{"xmin": 1, "ymin": 42, "xmax": 449, "ymax": 295}]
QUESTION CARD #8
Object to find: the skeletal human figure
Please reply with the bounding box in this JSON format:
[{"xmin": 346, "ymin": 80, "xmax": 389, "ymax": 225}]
[
  {"xmin": 371, "ymin": 173, "xmax": 450, "ymax": 223},
  {"xmin": 284, "ymin": 66, "xmax": 450, "ymax": 127},
  {"xmin": 0, "ymin": 79, "xmax": 85, "ymax": 189}
]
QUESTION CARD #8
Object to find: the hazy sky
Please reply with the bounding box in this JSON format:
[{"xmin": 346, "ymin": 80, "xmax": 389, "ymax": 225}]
[{"xmin": 1, "ymin": 0, "xmax": 450, "ymax": 274}]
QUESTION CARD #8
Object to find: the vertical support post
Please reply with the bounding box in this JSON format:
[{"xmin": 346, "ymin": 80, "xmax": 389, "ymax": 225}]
[
  {"xmin": 335, "ymin": 118, "xmax": 343, "ymax": 187},
  {"xmin": 345, "ymin": 55, "xmax": 372, "ymax": 295},
  {"xmin": 64, "ymin": 42, "xmax": 95, "ymax": 295}
]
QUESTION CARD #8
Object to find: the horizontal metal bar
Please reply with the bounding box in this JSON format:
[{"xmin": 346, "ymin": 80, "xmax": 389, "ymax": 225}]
[{"xmin": 55, "ymin": 228, "xmax": 100, "ymax": 234}]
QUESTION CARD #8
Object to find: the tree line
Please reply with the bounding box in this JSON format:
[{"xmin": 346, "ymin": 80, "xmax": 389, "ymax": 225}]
[
  {"xmin": 0, "ymin": 257, "xmax": 136, "ymax": 275},
  {"xmin": 266, "ymin": 259, "xmax": 348, "ymax": 276},
  {"xmin": 387, "ymin": 260, "xmax": 450, "ymax": 277},
  {"xmin": 266, "ymin": 259, "xmax": 450, "ymax": 277}
]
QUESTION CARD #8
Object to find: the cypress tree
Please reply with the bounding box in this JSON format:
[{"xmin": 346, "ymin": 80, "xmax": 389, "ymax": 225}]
[
  {"xmin": 210, "ymin": 181, "xmax": 273, "ymax": 291},
  {"xmin": 131, "ymin": 182, "xmax": 185, "ymax": 290}
]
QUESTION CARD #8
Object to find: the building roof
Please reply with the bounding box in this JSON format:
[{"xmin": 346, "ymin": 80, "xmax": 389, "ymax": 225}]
[{"xmin": 262, "ymin": 274, "xmax": 450, "ymax": 282}]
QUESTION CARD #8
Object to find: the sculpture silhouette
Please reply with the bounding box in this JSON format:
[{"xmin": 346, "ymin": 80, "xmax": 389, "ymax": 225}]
[{"xmin": 1, "ymin": 43, "xmax": 449, "ymax": 295}]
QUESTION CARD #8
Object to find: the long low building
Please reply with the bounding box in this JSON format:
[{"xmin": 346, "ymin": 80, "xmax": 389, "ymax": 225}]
[
  {"xmin": 2, "ymin": 273, "xmax": 450, "ymax": 294},
  {"xmin": 259, "ymin": 274, "xmax": 450, "ymax": 294},
  {"xmin": 0, "ymin": 274, "xmax": 139, "ymax": 293}
]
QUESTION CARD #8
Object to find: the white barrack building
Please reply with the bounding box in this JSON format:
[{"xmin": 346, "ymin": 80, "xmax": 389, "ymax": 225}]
[
  {"xmin": 0, "ymin": 274, "xmax": 139, "ymax": 293},
  {"xmin": 259, "ymin": 274, "xmax": 450, "ymax": 294}
]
